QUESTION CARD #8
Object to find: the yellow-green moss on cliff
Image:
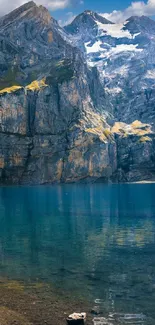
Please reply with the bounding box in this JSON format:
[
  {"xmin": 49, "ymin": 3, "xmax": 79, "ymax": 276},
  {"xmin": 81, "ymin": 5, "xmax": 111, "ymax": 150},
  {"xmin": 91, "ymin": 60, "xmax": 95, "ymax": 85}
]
[
  {"xmin": 139, "ymin": 136, "xmax": 152, "ymax": 143},
  {"xmin": 111, "ymin": 120, "xmax": 153, "ymax": 139},
  {"xmin": 0, "ymin": 85, "xmax": 22, "ymax": 94},
  {"xmin": 25, "ymin": 78, "xmax": 48, "ymax": 91},
  {"xmin": 0, "ymin": 78, "xmax": 48, "ymax": 95}
]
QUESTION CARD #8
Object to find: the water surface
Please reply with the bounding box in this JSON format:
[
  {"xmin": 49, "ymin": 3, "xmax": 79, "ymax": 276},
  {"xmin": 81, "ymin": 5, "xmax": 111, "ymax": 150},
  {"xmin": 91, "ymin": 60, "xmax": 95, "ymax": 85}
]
[{"xmin": 0, "ymin": 184, "xmax": 155, "ymax": 324}]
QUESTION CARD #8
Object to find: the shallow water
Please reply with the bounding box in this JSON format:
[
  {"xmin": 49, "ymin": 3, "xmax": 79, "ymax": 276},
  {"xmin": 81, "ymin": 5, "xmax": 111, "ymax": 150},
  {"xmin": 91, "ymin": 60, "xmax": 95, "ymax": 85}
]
[{"xmin": 0, "ymin": 184, "xmax": 155, "ymax": 324}]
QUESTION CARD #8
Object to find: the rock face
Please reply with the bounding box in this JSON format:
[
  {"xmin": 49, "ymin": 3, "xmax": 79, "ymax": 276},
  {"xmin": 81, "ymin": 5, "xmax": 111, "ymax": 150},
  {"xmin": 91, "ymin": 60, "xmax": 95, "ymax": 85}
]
[{"xmin": 0, "ymin": 2, "xmax": 154, "ymax": 184}]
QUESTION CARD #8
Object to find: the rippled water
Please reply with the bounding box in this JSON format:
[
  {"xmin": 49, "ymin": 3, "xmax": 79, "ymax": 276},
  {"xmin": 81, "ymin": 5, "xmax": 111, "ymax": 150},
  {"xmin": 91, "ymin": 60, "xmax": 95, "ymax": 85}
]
[{"xmin": 0, "ymin": 184, "xmax": 155, "ymax": 324}]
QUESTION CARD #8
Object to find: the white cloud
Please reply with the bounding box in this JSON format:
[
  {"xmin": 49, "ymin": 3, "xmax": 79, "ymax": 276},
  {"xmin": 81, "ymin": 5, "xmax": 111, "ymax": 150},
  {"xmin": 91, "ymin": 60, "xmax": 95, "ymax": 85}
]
[
  {"xmin": 102, "ymin": 0, "xmax": 155, "ymax": 23},
  {"xmin": 41, "ymin": 0, "xmax": 70, "ymax": 10},
  {"xmin": 0, "ymin": 0, "xmax": 76, "ymax": 16}
]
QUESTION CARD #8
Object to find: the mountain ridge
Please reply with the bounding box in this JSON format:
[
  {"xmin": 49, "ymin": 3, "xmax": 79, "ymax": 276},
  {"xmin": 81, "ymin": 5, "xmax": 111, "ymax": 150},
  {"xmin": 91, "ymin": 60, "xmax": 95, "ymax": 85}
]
[{"xmin": 64, "ymin": 10, "xmax": 114, "ymax": 34}]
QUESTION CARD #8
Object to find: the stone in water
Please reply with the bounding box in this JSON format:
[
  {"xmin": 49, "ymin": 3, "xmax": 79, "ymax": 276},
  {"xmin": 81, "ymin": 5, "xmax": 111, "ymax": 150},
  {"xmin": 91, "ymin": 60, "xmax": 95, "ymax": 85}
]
[{"xmin": 66, "ymin": 312, "xmax": 86, "ymax": 324}]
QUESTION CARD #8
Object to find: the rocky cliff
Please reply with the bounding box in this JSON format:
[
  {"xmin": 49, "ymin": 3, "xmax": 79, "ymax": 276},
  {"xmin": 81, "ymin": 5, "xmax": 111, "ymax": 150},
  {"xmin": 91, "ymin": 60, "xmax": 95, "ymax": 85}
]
[{"xmin": 0, "ymin": 2, "xmax": 154, "ymax": 184}]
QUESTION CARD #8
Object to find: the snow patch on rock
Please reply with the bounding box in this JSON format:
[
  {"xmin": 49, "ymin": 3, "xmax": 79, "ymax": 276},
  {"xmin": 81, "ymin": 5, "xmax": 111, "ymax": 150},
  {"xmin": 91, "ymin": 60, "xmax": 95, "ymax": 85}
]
[
  {"xmin": 145, "ymin": 69, "xmax": 155, "ymax": 79},
  {"xmin": 96, "ymin": 21, "xmax": 140, "ymax": 39},
  {"xmin": 85, "ymin": 40, "xmax": 102, "ymax": 53},
  {"xmin": 105, "ymin": 87, "xmax": 122, "ymax": 94},
  {"xmin": 85, "ymin": 42, "xmax": 143, "ymax": 68}
]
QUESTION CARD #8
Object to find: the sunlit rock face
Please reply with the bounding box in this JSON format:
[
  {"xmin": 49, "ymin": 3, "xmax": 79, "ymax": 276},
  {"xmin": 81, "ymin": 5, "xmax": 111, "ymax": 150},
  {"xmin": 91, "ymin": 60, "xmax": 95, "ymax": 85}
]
[{"xmin": 0, "ymin": 2, "xmax": 154, "ymax": 184}]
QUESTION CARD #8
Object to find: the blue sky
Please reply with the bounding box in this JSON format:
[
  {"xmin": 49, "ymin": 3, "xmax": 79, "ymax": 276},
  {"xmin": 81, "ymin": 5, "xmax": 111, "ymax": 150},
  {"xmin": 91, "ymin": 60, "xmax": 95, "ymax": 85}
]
[
  {"xmin": 53, "ymin": 0, "xmax": 134, "ymax": 18},
  {"xmin": 52, "ymin": 0, "xmax": 148, "ymax": 24}
]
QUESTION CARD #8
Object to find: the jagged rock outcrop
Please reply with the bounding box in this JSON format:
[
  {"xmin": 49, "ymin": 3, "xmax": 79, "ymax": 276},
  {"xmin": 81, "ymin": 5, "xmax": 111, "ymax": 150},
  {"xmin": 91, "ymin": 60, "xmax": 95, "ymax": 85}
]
[{"xmin": 0, "ymin": 2, "xmax": 154, "ymax": 184}]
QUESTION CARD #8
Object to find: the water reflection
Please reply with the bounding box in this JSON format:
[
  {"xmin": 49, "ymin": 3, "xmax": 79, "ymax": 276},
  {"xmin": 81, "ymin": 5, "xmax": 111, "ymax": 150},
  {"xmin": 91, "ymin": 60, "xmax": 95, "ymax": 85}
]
[{"xmin": 0, "ymin": 184, "xmax": 155, "ymax": 323}]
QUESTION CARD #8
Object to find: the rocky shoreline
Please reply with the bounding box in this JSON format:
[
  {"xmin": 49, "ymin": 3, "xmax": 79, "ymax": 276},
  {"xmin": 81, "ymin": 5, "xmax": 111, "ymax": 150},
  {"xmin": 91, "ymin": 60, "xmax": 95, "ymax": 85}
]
[{"xmin": 0, "ymin": 278, "xmax": 93, "ymax": 325}]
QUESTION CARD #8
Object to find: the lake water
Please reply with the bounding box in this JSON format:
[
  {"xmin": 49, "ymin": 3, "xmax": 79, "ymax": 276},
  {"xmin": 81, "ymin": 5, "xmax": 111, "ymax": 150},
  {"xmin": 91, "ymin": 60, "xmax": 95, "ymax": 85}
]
[{"xmin": 0, "ymin": 184, "xmax": 155, "ymax": 324}]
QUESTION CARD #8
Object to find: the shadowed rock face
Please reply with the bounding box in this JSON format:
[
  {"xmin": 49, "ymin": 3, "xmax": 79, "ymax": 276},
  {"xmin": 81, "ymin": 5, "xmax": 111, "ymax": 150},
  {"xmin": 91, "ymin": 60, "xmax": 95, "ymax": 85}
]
[{"xmin": 0, "ymin": 2, "xmax": 154, "ymax": 184}]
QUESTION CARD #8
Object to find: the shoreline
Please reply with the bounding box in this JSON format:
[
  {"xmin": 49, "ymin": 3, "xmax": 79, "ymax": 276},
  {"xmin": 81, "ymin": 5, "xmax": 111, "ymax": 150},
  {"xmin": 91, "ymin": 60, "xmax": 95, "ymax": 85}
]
[
  {"xmin": 0, "ymin": 279, "xmax": 93, "ymax": 325},
  {"xmin": 0, "ymin": 180, "xmax": 155, "ymax": 188},
  {"xmin": 129, "ymin": 180, "xmax": 155, "ymax": 184}
]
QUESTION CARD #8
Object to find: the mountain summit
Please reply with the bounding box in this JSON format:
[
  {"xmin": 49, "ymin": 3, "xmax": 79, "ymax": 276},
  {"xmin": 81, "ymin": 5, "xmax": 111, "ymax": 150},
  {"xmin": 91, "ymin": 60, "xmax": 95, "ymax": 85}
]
[
  {"xmin": 65, "ymin": 10, "xmax": 113, "ymax": 36},
  {"xmin": 0, "ymin": 0, "xmax": 74, "ymax": 84},
  {"xmin": 0, "ymin": 1, "xmax": 52, "ymax": 28}
]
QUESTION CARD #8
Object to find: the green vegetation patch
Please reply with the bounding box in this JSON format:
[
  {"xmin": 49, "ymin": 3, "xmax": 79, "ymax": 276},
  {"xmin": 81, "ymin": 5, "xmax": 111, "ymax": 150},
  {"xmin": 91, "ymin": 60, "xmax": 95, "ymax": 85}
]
[
  {"xmin": 0, "ymin": 66, "xmax": 24, "ymax": 91},
  {"xmin": 46, "ymin": 59, "xmax": 74, "ymax": 85}
]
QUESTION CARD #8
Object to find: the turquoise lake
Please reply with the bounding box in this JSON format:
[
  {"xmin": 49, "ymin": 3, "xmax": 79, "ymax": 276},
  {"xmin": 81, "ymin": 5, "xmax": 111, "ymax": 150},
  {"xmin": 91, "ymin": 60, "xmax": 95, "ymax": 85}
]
[{"xmin": 0, "ymin": 184, "xmax": 155, "ymax": 324}]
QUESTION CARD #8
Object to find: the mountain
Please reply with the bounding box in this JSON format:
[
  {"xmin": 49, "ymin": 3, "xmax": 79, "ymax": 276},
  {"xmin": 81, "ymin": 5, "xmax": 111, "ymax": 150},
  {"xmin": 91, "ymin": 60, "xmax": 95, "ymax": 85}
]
[
  {"xmin": 0, "ymin": 3, "xmax": 154, "ymax": 184},
  {"xmin": 124, "ymin": 15, "xmax": 155, "ymax": 35},
  {"xmin": 0, "ymin": 1, "xmax": 81, "ymax": 85},
  {"xmin": 65, "ymin": 10, "xmax": 113, "ymax": 36},
  {"xmin": 69, "ymin": 12, "xmax": 155, "ymax": 125},
  {"xmin": 64, "ymin": 10, "xmax": 114, "ymax": 50}
]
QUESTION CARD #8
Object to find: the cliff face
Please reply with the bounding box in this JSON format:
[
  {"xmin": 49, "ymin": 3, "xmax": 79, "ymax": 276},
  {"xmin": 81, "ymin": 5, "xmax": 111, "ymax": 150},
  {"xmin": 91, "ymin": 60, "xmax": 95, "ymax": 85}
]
[
  {"xmin": 0, "ymin": 64, "xmax": 117, "ymax": 184},
  {"xmin": 1, "ymin": 80, "xmax": 154, "ymax": 184},
  {"xmin": 0, "ymin": 2, "xmax": 154, "ymax": 184}
]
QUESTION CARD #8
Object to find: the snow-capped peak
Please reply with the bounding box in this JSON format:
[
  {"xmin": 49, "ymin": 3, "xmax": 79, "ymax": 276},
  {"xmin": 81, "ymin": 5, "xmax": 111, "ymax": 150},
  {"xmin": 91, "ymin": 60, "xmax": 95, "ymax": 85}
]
[{"xmin": 64, "ymin": 10, "xmax": 113, "ymax": 36}]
